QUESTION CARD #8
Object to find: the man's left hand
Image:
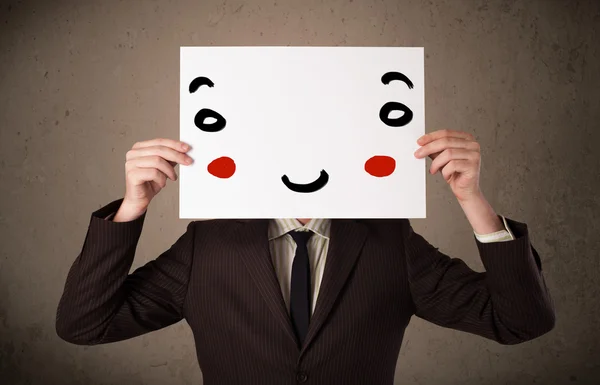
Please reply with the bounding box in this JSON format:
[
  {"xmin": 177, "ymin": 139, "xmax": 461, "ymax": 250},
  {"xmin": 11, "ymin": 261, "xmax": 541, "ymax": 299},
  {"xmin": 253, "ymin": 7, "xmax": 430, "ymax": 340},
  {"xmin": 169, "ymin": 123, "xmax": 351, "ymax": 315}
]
[{"xmin": 414, "ymin": 129, "xmax": 482, "ymax": 203}]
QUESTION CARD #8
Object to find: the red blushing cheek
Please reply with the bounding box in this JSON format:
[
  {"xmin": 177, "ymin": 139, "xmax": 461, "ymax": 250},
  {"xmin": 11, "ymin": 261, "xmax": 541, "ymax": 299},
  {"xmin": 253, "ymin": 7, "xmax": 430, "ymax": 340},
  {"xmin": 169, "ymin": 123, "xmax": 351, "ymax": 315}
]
[
  {"xmin": 207, "ymin": 156, "xmax": 236, "ymax": 178},
  {"xmin": 364, "ymin": 155, "xmax": 396, "ymax": 177}
]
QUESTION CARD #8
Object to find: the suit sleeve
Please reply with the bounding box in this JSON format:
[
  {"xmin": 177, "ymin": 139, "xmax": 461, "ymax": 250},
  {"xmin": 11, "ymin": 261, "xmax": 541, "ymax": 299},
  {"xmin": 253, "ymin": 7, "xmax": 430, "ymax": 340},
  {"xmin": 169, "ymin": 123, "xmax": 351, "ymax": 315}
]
[
  {"xmin": 404, "ymin": 216, "xmax": 555, "ymax": 345},
  {"xmin": 55, "ymin": 198, "xmax": 195, "ymax": 345}
]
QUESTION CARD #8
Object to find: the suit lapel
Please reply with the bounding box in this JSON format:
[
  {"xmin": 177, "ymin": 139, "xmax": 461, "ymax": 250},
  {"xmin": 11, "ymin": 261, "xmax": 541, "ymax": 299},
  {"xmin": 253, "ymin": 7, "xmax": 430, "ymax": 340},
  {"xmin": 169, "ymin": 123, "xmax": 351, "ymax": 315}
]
[
  {"xmin": 299, "ymin": 219, "xmax": 369, "ymax": 357},
  {"xmin": 235, "ymin": 220, "xmax": 299, "ymax": 349}
]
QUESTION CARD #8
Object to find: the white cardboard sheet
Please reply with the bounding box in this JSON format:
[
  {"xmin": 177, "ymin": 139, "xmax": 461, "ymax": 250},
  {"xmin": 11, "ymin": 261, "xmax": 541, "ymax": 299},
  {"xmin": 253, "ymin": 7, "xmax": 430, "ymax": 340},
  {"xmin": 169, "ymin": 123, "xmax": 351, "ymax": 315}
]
[{"xmin": 180, "ymin": 46, "xmax": 425, "ymax": 219}]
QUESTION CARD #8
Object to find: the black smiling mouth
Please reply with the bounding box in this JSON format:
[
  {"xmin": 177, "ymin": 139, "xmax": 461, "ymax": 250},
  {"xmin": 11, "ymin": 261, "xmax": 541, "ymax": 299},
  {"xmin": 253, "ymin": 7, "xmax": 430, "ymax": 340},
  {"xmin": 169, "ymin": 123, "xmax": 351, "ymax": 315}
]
[{"xmin": 281, "ymin": 169, "xmax": 329, "ymax": 193}]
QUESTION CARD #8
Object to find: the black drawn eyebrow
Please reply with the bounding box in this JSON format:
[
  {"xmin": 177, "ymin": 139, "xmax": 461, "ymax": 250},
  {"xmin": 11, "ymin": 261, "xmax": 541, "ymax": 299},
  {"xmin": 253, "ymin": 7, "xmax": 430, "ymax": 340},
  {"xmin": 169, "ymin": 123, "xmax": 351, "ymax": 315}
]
[
  {"xmin": 189, "ymin": 76, "xmax": 215, "ymax": 93},
  {"xmin": 381, "ymin": 72, "xmax": 414, "ymax": 89}
]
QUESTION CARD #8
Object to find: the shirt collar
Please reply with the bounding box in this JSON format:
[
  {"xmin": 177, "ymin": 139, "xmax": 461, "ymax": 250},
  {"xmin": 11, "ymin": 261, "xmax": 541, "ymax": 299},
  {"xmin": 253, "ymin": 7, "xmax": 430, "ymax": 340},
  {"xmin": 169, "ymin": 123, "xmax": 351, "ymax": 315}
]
[{"xmin": 268, "ymin": 218, "xmax": 331, "ymax": 241}]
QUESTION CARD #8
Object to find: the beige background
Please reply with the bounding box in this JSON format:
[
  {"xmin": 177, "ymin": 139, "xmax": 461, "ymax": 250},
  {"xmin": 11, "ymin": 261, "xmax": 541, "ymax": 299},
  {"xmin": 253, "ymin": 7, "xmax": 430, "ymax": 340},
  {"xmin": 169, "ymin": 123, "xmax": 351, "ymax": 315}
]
[{"xmin": 1, "ymin": 0, "xmax": 598, "ymax": 384}]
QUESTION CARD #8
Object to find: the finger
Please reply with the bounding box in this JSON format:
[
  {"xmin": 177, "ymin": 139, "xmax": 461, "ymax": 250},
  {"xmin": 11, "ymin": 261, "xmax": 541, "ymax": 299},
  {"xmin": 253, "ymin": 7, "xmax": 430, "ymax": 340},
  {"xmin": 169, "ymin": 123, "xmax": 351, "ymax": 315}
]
[
  {"xmin": 441, "ymin": 159, "xmax": 471, "ymax": 182},
  {"xmin": 127, "ymin": 167, "xmax": 168, "ymax": 189},
  {"xmin": 126, "ymin": 156, "xmax": 178, "ymax": 181},
  {"xmin": 429, "ymin": 148, "xmax": 478, "ymax": 174},
  {"xmin": 132, "ymin": 138, "xmax": 191, "ymax": 152},
  {"xmin": 415, "ymin": 137, "xmax": 480, "ymax": 159},
  {"xmin": 149, "ymin": 180, "xmax": 163, "ymax": 194},
  {"xmin": 126, "ymin": 145, "xmax": 193, "ymax": 165},
  {"xmin": 417, "ymin": 129, "xmax": 475, "ymax": 145}
]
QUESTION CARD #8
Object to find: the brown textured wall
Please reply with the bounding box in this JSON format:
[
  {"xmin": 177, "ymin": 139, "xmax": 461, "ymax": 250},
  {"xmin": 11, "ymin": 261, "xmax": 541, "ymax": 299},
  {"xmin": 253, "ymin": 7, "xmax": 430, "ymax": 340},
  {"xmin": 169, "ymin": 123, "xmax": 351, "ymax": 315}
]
[{"xmin": 0, "ymin": 0, "xmax": 598, "ymax": 384}]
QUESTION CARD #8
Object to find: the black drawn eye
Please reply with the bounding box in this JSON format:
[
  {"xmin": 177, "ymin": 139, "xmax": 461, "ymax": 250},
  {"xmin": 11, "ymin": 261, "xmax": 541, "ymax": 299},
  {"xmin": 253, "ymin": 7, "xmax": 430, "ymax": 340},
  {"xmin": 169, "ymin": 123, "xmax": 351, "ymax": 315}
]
[
  {"xmin": 189, "ymin": 76, "xmax": 227, "ymax": 133},
  {"xmin": 194, "ymin": 108, "xmax": 226, "ymax": 132},
  {"xmin": 379, "ymin": 71, "xmax": 414, "ymax": 127}
]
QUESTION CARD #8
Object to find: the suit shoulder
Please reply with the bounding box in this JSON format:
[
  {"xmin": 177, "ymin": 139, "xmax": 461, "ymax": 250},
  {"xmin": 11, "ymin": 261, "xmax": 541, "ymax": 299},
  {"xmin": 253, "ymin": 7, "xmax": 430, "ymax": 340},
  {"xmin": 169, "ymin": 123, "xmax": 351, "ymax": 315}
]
[
  {"xmin": 190, "ymin": 219, "xmax": 238, "ymax": 230},
  {"xmin": 357, "ymin": 218, "xmax": 409, "ymax": 237},
  {"xmin": 358, "ymin": 218, "xmax": 408, "ymax": 228},
  {"xmin": 190, "ymin": 219, "xmax": 264, "ymax": 237}
]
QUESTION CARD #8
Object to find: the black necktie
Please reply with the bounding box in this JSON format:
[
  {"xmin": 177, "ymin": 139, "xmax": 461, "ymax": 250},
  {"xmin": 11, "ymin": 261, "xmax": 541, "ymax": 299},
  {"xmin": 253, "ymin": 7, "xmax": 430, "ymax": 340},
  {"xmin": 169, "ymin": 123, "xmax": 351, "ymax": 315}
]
[{"xmin": 289, "ymin": 230, "xmax": 313, "ymax": 346}]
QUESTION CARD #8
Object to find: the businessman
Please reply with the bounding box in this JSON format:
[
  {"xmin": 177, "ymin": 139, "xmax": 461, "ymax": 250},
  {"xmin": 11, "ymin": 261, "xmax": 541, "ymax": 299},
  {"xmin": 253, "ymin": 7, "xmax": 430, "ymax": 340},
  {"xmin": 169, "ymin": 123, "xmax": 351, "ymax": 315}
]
[{"xmin": 56, "ymin": 129, "xmax": 555, "ymax": 385}]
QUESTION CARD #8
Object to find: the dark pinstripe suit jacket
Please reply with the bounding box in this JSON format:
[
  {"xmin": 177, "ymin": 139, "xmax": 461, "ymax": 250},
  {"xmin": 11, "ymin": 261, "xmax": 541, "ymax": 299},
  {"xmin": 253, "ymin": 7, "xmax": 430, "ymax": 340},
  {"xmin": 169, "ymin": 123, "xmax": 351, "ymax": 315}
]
[{"xmin": 56, "ymin": 198, "xmax": 555, "ymax": 385}]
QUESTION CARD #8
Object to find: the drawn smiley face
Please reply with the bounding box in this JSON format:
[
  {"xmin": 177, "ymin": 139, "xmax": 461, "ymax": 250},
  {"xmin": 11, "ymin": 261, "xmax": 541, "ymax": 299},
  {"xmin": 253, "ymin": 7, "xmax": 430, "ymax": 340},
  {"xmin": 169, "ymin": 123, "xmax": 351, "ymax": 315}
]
[{"xmin": 188, "ymin": 71, "xmax": 414, "ymax": 193}]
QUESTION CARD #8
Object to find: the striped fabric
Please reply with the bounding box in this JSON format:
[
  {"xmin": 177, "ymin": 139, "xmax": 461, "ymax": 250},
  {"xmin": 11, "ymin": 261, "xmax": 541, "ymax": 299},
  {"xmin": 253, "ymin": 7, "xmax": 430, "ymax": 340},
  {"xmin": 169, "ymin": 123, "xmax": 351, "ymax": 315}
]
[
  {"xmin": 268, "ymin": 217, "xmax": 513, "ymax": 317},
  {"xmin": 104, "ymin": 214, "xmax": 515, "ymax": 243},
  {"xmin": 56, "ymin": 198, "xmax": 555, "ymax": 385},
  {"xmin": 268, "ymin": 218, "xmax": 331, "ymax": 316}
]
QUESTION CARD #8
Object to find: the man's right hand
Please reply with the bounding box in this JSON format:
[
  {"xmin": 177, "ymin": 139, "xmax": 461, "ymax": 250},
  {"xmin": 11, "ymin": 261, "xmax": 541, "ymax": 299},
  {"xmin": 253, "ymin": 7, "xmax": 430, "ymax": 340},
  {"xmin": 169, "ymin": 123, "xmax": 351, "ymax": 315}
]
[{"xmin": 113, "ymin": 138, "xmax": 193, "ymax": 222}]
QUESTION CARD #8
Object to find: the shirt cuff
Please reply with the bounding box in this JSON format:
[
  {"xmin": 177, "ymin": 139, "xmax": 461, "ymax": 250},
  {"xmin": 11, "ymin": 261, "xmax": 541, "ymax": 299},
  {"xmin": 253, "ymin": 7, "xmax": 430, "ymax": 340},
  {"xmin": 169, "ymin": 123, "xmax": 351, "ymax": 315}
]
[
  {"xmin": 474, "ymin": 215, "xmax": 515, "ymax": 243},
  {"xmin": 104, "ymin": 212, "xmax": 116, "ymax": 221}
]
